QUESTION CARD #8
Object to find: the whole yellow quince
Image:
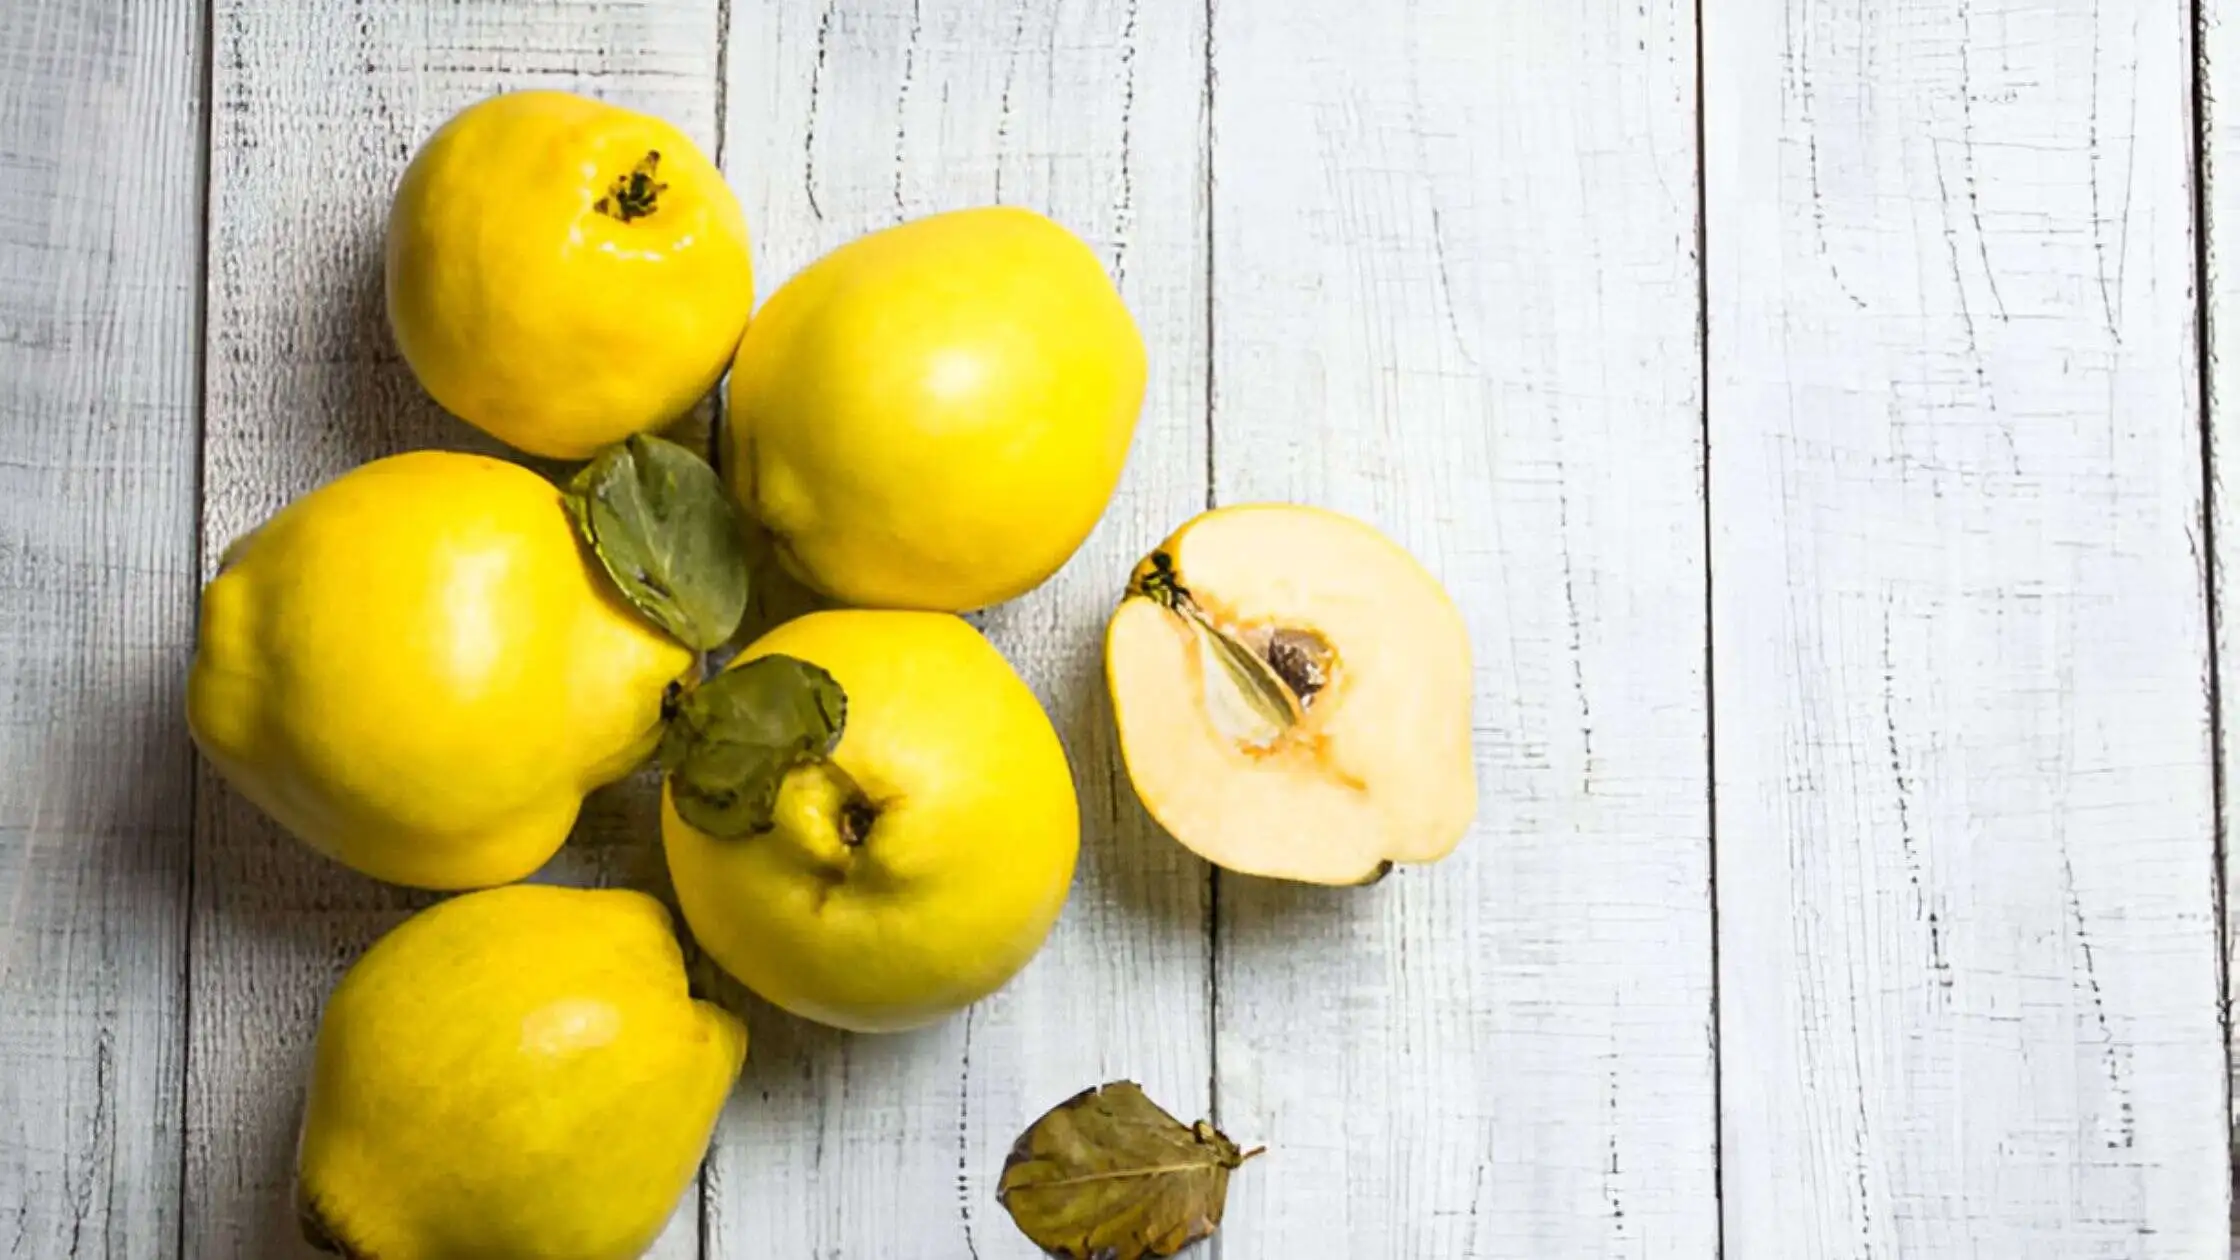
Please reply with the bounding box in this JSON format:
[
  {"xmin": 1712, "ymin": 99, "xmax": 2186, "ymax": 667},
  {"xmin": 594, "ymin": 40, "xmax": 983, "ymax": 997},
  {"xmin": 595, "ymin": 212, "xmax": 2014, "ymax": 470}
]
[
  {"xmin": 187, "ymin": 449, "xmax": 704, "ymax": 889},
  {"xmin": 387, "ymin": 89, "xmax": 754, "ymax": 459},
  {"xmin": 297, "ymin": 884, "xmax": 746, "ymax": 1260},
  {"xmin": 662, "ymin": 610, "xmax": 1080, "ymax": 1032},
  {"xmin": 726, "ymin": 206, "xmax": 1145, "ymax": 611}
]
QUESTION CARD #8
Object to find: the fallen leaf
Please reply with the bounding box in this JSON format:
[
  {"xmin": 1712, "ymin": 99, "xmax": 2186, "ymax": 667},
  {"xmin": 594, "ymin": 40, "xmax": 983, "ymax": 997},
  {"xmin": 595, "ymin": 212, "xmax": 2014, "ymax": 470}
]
[{"xmin": 997, "ymin": 1081, "xmax": 1263, "ymax": 1259}]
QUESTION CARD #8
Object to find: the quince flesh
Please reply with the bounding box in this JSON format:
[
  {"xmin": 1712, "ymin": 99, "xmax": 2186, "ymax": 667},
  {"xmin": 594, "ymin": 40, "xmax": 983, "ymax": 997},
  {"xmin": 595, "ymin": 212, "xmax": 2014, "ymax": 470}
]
[{"xmin": 1105, "ymin": 504, "xmax": 1477, "ymax": 885}]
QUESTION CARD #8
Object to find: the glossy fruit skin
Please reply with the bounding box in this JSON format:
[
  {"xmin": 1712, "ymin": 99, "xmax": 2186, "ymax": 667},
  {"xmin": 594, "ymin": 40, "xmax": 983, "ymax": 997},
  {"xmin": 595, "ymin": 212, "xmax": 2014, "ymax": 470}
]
[
  {"xmin": 663, "ymin": 610, "xmax": 1080, "ymax": 1032},
  {"xmin": 726, "ymin": 206, "xmax": 1145, "ymax": 612},
  {"xmin": 296, "ymin": 885, "xmax": 747, "ymax": 1260},
  {"xmin": 386, "ymin": 89, "xmax": 754, "ymax": 459},
  {"xmin": 187, "ymin": 451, "xmax": 694, "ymax": 890}
]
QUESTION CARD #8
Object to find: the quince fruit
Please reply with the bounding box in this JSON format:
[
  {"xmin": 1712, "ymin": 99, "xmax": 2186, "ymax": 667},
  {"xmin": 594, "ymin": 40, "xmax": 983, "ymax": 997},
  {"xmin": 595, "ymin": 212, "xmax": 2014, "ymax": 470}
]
[
  {"xmin": 661, "ymin": 609, "xmax": 1079, "ymax": 1032},
  {"xmin": 725, "ymin": 206, "xmax": 1144, "ymax": 611},
  {"xmin": 188, "ymin": 440, "xmax": 745, "ymax": 889},
  {"xmin": 1104, "ymin": 504, "xmax": 1477, "ymax": 885},
  {"xmin": 296, "ymin": 884, "xmax": 745, "ymax": 1260},
  {"xmin": 386, "ymin": 89, "xmax": 754, "ymax": 459}
]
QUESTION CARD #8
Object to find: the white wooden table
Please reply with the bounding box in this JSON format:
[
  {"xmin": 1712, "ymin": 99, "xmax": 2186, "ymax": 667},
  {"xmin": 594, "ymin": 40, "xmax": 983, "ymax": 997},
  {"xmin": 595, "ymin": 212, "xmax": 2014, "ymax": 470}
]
[{"xmin": 7, "ymin": 0, "xmax": 2239, "ymax": 1255}]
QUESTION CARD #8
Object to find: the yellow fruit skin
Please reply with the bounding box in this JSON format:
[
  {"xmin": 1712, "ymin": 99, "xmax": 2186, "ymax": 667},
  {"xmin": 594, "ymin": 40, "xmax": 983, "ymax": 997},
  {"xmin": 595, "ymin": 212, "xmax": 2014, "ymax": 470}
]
[
  {"xmin": 726, "ymin": 206, "xmax": 1145, "ymax": 611},
  {"xmin": 297, "ymin": 885, "xmax": 747, "ymax": 1260},
  {"xmin": 386, "ymin": 89, "xmax": 754, "ymax": 459},
  {"xmin": 187, "ymin": 451, "xmax": 694, "ymax": 890},
  {"xmin": 663, "ymin": 610, "xmax": 1080, "ymax": 1032}
]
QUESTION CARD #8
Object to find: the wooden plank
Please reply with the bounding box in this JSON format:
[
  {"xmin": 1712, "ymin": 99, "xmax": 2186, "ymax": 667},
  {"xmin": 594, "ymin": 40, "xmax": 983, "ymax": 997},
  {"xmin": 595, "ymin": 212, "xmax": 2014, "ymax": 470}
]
[
  {"xmin": 1707, "ymin": 0, "xmax": 2226, "ymax": 1253},
  {"xmin": 187, "ymin": 4, "xmax": 724, "ymax": 1255},
  {"xmin": 707, "ymin": 1, "xmax": 1212, "ymax": 1254},
  {"xmin": 1207, "ymin": 1, "xmax": 1715, "ymax": 1256},
  {"xmin": 2202, "ymin": 0, "xmax": 2240, "ymax": 1239},
  {"xmin": 0, "ymin": 1, "xmax": 205, "ymax": 1253}
]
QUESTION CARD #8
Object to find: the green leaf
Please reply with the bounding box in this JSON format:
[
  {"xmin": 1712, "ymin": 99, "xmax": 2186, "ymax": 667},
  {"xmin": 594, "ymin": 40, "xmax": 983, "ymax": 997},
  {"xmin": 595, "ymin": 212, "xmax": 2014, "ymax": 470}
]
[
  {"xmin": 997, "ymin": 1081, "xmax": 1263, "ymax": 1260},
  {"xmin": 660, "ymin": 654, "xmax": 846, "ymax": 839},
  {"xmin": 563, "ymin": 434, "xmax": 750, "ymax": 650}
]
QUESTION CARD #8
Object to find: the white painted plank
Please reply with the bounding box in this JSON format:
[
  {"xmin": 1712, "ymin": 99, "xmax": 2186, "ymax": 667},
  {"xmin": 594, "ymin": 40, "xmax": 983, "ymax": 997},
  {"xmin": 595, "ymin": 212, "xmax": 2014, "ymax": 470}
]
[
  {"xmin": 2200, "ymin": 1, "xmax": 2240, "ymax": 1236},
  {"xmin": 1707, "ymin": 0, "xmax": 2226, "ymax": 1253},
  {"xmin": 710, "ymin": 1, "xmax": 1212, "ymax": 1255},
  {"xmin": 1207, "ymin": 2, "xmax": 1716, "ymax": 1257},
  {"xmin": 0, "ymin": 1, "xmax": 204, "ymax": 1253},
  {"xmin": 188, "ymin": 4, "xmax": 723, "ymax": 1255}
]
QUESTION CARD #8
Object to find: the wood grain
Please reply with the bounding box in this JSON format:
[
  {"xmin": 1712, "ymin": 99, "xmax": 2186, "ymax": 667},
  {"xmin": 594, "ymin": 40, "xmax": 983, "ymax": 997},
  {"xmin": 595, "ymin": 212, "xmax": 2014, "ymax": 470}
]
[
  {"xmin": 1706, "ymin": 0, "xmax": 2227, "ymax": 1252},
  {"xmin": 0, "ymin": 2, "xmax": 205, "ymax": 1254},
  {"xmin": 2201, "ymin": 0, "xmax": 2240, "ymax": 1236},
  {"xmin": 709, "ymin": 1, "xmax": 1213, "ymax": 1255},
  {"xmin": 188, "ymin": 4, "xmax": 722, "ymax": 1255},
  {"xmin": 1206, "ymin": 1, "xmax": 1716, "ymax": 1256}
]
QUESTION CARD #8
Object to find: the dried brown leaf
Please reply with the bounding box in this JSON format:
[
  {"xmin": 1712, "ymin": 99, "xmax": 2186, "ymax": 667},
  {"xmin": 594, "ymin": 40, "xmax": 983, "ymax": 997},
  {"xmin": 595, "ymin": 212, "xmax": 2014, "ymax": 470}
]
[{"xmin": 997, "ymin": 1081, "xmax": 1262, "ymax": 1259}]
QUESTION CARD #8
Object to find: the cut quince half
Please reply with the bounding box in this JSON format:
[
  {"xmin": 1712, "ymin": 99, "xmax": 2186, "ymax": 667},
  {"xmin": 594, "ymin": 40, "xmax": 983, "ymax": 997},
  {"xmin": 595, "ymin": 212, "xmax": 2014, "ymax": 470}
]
[{"xmin": 1104, "ymin": 504, "xmax": 1477, "ymax": 885}]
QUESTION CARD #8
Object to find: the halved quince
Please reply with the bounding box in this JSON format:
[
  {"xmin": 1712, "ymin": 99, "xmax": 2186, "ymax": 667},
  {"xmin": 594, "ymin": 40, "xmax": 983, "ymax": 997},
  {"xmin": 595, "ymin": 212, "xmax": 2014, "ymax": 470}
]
[{"xmin": 1104, "ymin": 504, "xmax": 1477, "ymax": 885}]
